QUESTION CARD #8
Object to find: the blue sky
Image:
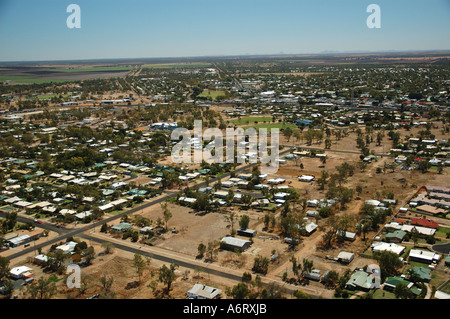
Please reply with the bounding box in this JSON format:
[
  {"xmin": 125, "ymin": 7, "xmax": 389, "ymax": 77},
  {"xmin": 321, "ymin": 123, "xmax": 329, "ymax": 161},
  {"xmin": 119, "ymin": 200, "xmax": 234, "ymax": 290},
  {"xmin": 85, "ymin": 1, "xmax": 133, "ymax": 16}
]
[{"xmin": 0, "ymin": 0, "xmax": 449, "ymax": 61}]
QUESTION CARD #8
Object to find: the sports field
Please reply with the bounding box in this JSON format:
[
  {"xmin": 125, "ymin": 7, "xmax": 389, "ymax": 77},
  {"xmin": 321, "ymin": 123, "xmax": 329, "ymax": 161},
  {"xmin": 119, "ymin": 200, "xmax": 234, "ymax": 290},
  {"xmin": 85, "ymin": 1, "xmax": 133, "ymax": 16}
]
[
  {"xmin": 229, "ymin": 116, "xmax": 274, "ymax": 125},
  {"xmin": 198, "ymin": 89, "xmax": 226, "ymax": 101}
]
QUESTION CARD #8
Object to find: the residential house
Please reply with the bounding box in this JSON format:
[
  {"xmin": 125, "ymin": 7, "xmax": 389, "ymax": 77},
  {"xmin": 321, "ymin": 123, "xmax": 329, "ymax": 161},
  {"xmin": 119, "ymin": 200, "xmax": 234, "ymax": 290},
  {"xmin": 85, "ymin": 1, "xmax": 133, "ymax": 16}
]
[
  {"xmin": 411, "ymin": 218, "xmax": 439, "ymax": 229},
  {"xmin": 345, "ymin": 270, "xmax": 376, "ymax": 291},
  {"xmin": 10, "ymin": 266, "xmax": 32, "ymax": 280},
  {"xmin": 56, "ymin": 241, "xmax": 78, "ymax": 254},
  {"xmin": 111, "ymin": 222, "xmax": 132, "ymax": 232},
  {"xmin": 383, "ymin": 277, "xmax": 421, "ymax": 296},
  {"xmin": 186, "ymin": 283, "xmax": 222, "ymax": 299},
  {"xmin": 385, "ymin": 230, "xmax": 407, "ymax": 243},
  {"xmin": 372, "ymin": 242, "xmax": 406, "ymax": 255},
  {"xmin": 410, "ymin": 266, "xmax": 431, "ymax": 282},
  {"xmin": 409, "ymin": 249, "xmax": 441, "ymax": 264},
  {"xmin": 337, "ymin": 251, "xmax": 354, "ymax": 264}
]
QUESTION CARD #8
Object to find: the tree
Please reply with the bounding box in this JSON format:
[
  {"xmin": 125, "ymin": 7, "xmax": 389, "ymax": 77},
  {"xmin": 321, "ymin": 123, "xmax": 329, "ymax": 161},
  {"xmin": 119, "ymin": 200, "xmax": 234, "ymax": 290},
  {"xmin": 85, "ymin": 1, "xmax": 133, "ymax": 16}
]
[
  {"xmin": 283, "ymin": 126, "xmax": 293, "ymax": 142},
  {"xmin": 324, "ymin": 137, "xmax": 332, "ymax": 149},
  {"xmin": 1, "ymin": 279, "xmax": 14, "ymax": 299},
  {"xmin": 293, "ymin": 289, "xmax": 312, "ymax": 299},
  {"xmin": 25, "ymin": 276, "xmax": 57, "ymax": 299},
  {"xmin": 320, "ymin": 156, "xmax": 327, "ymax": 167},
  {"xmin": 160, "ymin": 202, "xmax": 172, "ymax": 230},
  {"xmin": 197, "ymin": 243, "xmax": 206, "ymax": 259},
  {"xmin": 158, "ymin": 263, "xmax": 179, "ymax": 293},
  {"xmin": 230, "ymin": 282, "xmax": 250, "ymax": 299},
  {"xmin": 133, "ymin": 254, "xmax": 146, "ymax": 283},
  {"xmin": 322, "ymin": 270, "xmax": 339, "ymax": 288},
  {"xmin": 417, "ymin": 160, "xmax": 431, "ymax": 173},
  {"xmin": 99, "ymin": 274, "xmax": 115, "ymax": 299},
  {"xmin": 317, "ymin": 170, "xmax": 329, "ymax": 190},
  {"xmin": 239, "ymin": 214, "xmax": 250, "ymax": 230},
  {"xmin": 252, "ymin": 255, "xmax": 270, "ymax": 275},
  {"xmin": 241, "ymin": 194, "xmax": 253, "ymax": 209},
  {"xmin": 206, "ymin": 240, "xmax": 220, "ymax": 262},
  {"xmin": 0, "ymin": 256, "xmax": 10, "ymax": 283},
  {"xmin": 410, "ymin": 227, "xmax": 420, "ymax": 247},
  {"xmin": 45, "ymin": 249, "xmax": 69, "ymax": 273},
  {"xmin": 394, "ymin": 282, "xmax": 414, "ymax": 299},
  {"xmin": 355, "ymin": 185, "xmax": 363, "ymax": 198},
  {"xmin": 224, "ymin": 212, "xmax": 236, "ymax": 236},
  {"xmin": 376, "ymin": 251, "xmax": 403, "ymax": 279}
]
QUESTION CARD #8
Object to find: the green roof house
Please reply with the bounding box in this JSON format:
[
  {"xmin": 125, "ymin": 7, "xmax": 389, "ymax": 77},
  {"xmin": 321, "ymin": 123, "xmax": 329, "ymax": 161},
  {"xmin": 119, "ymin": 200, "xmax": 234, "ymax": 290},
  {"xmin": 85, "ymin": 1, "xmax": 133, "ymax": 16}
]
[
  {"xmin": 111, "ymin": 222, "xmax": 132, "ymax": 232},
  {"xmin": 385, "ymin": 230, "xmax": 407, "ymax": 243},
  {"xmin": 383, "ymin": 276, "xmax": 422, "ymax": 296},
  {"xmin": 345, "ymin": 270, "xmax": 376, "ymax": 291},
  {"xmin": 411, "ymin": 266, "xmax": 431, "ymax": 282}
]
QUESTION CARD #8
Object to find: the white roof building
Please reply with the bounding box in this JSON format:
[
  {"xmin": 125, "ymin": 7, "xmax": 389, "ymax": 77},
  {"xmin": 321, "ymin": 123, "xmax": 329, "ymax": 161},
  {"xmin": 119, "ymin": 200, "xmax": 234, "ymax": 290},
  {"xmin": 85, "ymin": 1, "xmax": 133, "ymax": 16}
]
[
  {"xmin": 365, "ymin": 199, "xmax": 381, "ymax": 206},
  {"xmin": 56, "ymin": 241, "xmax": 78, "ymax": 253},
  {"xmin": 187, "ymin": 284, "xmax": 223, "ymax": 299},
  {"xmin": 299, "ymin": 175, "xmax": 315, "ymax": 182},
  {"xmin": 372, "ymin": 242, "xmax": 406, "ymax": 255},
  {"xmin": 10, "ymin": 266, "xmax": 32, "ymax": 279},
  {"xmin": 409, "ymin": 249, "xmax": 441, "ymax": 264}
]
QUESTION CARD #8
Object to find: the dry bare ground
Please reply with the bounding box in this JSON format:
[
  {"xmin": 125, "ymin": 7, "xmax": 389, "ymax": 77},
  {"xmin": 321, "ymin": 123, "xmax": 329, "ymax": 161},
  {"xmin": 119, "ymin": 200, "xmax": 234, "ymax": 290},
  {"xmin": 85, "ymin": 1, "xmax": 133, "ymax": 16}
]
[{"xmin": 11, "ymin": 123, "xmax": 448, "ymax": 299}]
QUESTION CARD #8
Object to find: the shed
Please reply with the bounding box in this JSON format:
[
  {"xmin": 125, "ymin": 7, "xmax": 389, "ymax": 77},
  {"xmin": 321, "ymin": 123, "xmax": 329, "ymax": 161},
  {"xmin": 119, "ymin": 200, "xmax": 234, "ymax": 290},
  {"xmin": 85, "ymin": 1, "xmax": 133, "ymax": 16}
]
[
  {"xmin": 237, "ymin": 229, "xmax": 257, "ymax": 237},
  {"xmin": 303, "ymin": 269, "xmax": 322, "ymax": 281},
  {"xmin": 220, "ymin": 236, "xmax": 251, "ymax": 252},
  {"xmin": 337, "ymin": 251, "xmax": 354, "ymax": 264},
  {"xmin": 336, "ymin": 230, "xmax": 356, "ymax": 241},
  {"xmin": 299, "ymin": 175, "xmax": 315, "ymax": 182}
]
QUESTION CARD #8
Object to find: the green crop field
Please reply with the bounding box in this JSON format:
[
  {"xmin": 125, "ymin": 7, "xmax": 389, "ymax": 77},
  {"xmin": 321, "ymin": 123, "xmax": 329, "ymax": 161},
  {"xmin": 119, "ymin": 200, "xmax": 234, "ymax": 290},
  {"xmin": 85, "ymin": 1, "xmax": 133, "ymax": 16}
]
[
  {"xmin": 0, "ymin": 75, "xmax": 70, "ymax": 84},
  {"xmin": 143, "ymin": 63, "xmax": 211, "ymax": 69},
  {"xmin": 53, "ymin": 66, "xmax": 132, "ymax": 73}
]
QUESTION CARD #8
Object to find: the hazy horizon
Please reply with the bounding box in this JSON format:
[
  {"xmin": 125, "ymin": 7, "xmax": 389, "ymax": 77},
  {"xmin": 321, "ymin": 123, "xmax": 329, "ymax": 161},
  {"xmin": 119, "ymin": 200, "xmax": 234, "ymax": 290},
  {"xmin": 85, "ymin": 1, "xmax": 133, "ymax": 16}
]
[{"xmin": 1, "ymin": 0, "xmax": 450, "ymax": 62}]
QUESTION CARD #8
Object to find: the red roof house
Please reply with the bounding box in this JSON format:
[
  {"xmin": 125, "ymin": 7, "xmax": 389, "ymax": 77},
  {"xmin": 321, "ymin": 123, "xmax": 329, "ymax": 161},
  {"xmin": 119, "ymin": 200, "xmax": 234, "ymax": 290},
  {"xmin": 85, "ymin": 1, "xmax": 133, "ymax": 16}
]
[{"xmin": 411, "ymin": 218, "xmax": 439, "ymax": 229}]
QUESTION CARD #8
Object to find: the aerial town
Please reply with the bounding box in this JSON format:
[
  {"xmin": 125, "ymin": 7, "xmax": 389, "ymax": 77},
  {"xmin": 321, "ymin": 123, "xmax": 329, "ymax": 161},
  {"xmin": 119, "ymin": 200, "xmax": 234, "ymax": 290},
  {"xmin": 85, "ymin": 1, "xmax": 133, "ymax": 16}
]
[{"xmin": 0, "ymin": 52, "xmax": 449, "ymax": 302}]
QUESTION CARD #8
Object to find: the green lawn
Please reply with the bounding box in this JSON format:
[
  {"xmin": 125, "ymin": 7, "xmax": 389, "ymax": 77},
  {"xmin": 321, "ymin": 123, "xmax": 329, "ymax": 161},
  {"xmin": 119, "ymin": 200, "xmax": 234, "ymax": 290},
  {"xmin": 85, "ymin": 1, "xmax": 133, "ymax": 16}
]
[
  {"xmin": 229, "ymin": 116, "xmax": 274, "ymax": 125},
  {"xmin": 198, "ymin": 89, "xmax": 226, "ymax": 101},
  {"xmin": 37, "ymin": 94, "xmax": 71, "ymax": 100},
  {"xmin": 436, "ymin": 226, "xmax": 450, "ymax": 238},
  {"xmin": 373, "ymin": 289, "xmax": 396, "ymax": 299},
  {"xmin": 246, "ymin": 123, "xmax": 298, "ymax": 130}
]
